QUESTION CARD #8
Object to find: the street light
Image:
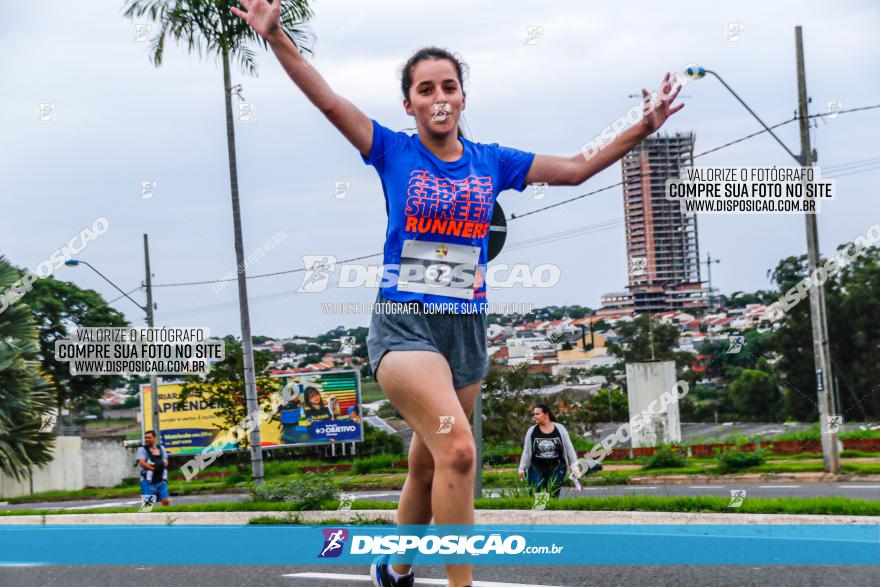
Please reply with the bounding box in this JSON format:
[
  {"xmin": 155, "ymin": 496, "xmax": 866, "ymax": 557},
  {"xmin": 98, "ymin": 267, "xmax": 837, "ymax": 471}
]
[
  {"xmin": 685, "ymin": 28, "xmax": 840, "ymax": 474},
  {"xmin": 65, "ymin": 257, "xmax": 161, "ymax": 439},
  {"xmin": 64, "ymin": 260, "xmax": 147, "ymax": 313},
  {"xmin": 685, "ymin": 67, "xmax": 804, "ymax": 164}
]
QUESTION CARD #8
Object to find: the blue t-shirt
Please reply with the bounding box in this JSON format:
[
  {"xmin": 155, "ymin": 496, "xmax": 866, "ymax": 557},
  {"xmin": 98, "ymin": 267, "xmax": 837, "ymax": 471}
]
[{"xmin": 361, "ymin": 119, "xmax": 536, "ymax": 312}]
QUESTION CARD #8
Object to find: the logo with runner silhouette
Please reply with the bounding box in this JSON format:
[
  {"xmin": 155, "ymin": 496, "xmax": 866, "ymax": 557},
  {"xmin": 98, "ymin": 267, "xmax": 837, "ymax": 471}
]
[{"xmin": 318, "ymin": 528, "xmax": 349, "ymax": 558}]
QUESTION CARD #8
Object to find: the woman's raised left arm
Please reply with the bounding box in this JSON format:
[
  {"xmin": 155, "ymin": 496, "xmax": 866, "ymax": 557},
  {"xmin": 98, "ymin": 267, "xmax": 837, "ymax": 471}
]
[{"xmin": 524, "ymin": 72, "xmax": 684, "ymax": 187}]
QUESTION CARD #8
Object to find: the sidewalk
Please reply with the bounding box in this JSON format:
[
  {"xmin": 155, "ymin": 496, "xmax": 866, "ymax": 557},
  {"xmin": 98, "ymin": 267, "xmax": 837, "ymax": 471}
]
[{"xmin": 2, "ymin": 509, "xmax": 878, "ymax": 526}]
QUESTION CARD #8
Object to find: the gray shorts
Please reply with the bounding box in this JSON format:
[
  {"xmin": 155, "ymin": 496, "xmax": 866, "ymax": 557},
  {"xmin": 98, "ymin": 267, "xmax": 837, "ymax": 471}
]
[{"xmin": 367, "ymin": 293, "xmax": 489, "ymax": 389}]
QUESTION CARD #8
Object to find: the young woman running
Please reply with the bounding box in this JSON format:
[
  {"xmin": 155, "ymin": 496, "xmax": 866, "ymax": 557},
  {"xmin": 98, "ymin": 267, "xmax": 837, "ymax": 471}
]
[{"xmin": 232, "ymin": 2, "xmax": 684, "ymax": 585}]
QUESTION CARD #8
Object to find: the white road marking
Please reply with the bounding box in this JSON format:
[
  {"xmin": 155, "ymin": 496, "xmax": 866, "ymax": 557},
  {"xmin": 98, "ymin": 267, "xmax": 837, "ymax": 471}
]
[
  {"xmin": 758, "ymin": 485, "xmax": 801, "ymax": 489},
  {"xmin": 839, "ymin": 485, "xmax": 880, "ymax": 489},
  {"xmin": 627, "ymin": 486, "xmax": 658, "ymax": 490},
  {"xmin": 688, "ymin": 485, "xmax": 723, "ymax": 489},
  {"xmin": 28, "ymin": 499, "xmax": 142, "ymax": 511},
  {"xmin": 60, "ymin": 500, "xmax": 141, "ymax": 510},
  {"xmin": 284, "ymin": 572, "xmax": 563, "ymax": 586}
]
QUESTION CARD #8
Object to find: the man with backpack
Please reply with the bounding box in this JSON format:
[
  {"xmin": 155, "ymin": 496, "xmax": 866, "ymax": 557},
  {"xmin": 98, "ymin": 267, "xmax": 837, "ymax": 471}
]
[{"xmin": 136, "ymin": 430, "xmax": 170, "ymax": 507}]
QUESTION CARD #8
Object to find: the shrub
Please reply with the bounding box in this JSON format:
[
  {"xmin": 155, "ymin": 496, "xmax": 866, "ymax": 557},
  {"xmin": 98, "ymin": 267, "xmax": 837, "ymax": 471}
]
[
  {"xmin": 247, "ymin": 472, "xmax": 339, "ymax": 508},
  {"xmin": 360, "ymin": 421, "xmax": 404, "ymax": 456},
  {"xmin": 353, "ymin": 454, "xmax": 399, "ymax": 474},
  {"xmin": 376, "ymin": 401, "xmax": 401, "ymax": 419},
  {"xmin": 490, "ymin": 477, "xmax": 534, "ymax": 500},
  {"xmin": 716, "ymin": 447, "xmax": 767, "ymax": 473},
  {"xmin": 643, "ymin": 446, "xmax": 687, "ymax": 470}
]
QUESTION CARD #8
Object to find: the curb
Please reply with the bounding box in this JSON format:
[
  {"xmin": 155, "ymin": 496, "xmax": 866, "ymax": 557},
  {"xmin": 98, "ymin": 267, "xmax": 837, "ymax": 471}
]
[{"xmin": 1, "ymin": 509, "xmax": 879, "ymax": 526}]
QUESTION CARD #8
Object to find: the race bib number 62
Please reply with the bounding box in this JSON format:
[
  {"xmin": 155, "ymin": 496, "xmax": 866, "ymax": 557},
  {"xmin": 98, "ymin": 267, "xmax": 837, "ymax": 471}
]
[{"xmin": 397, "ymin": 239, "xmax": 480, "ymax": 300}]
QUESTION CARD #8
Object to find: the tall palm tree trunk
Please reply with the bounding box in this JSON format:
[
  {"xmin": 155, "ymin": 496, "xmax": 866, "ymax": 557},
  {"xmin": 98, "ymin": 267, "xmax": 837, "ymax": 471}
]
[{"xmin": 221, "ymin": 32, "xmax": 264, "ymax": 485}]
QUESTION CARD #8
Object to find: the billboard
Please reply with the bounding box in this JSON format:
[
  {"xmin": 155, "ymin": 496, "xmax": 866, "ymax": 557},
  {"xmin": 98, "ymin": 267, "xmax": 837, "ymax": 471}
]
[
  {"xmin": 140, "ymin": 370, "xmax": 363, "ymax": 454},
  {"xmin": 272, "ymin": 371, "xmax": 364, "ymax": 446}
]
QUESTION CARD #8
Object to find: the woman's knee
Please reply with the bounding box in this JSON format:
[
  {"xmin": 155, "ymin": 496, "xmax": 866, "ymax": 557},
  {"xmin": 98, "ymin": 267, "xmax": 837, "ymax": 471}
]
[{"xmin": 434, "ymin": 437, "xmax": 476, "ymax": 476}]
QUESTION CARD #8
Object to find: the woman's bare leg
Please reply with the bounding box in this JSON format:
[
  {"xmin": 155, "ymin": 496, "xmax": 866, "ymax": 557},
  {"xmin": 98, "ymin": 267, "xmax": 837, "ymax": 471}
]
[
  {"xmin": 391, "ymin": 379, "xmax": 481, "ymax": 577},
  {"xmin": 375, "ymin": 350, "xmax": 481, "ymax": 587},
  {"xmin": 389, "ymin": 432, "xmax": 432, "ymax": 576}
]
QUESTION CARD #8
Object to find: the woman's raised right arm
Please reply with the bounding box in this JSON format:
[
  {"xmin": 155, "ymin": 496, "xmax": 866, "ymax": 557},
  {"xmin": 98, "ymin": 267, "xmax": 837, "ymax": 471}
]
[{"xmin": 232, "ymin": 0, "xmax": 373, "ymax": 158}]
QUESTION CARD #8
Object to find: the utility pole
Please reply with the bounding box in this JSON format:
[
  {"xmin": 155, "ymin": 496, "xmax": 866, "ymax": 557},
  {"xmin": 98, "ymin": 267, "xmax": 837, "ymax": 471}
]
[
  {"xmin": 473, "ymin": 391, "xmax": 483, "ymax": 500},
  {"xmin": 703, "ymin": 253, "xmax": 721, "ymax": 309},
  {"xmin": 143, "ymin": 234, "xmax": 161, "ymax": 439},
  {"xmin": 795, "ymin": 25, "xmax": 839, "ymax": 473}
]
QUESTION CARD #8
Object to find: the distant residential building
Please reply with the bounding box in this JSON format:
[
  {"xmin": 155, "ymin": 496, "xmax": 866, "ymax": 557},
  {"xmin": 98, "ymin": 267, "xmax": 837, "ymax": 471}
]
[
  {"xmin": 99, "ymin": 387, "xmax": 131, "ymax": 408},
  {"xmin": 487, "ymin": 324, "xmax": 515, "ymax": 339},
  {"xmin": 597, "ymin": 292, "xmax": 634, "ymax": 316},
  {"xmin": 601, "ymin": 132, "xmax": 710, "ymax": 315}
]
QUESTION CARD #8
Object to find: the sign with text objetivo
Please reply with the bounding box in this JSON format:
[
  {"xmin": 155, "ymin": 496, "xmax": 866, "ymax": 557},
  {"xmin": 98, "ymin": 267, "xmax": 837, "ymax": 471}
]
[{"xmin": 140, "ymin": 370, "xmax": 363, "ymax": 455}]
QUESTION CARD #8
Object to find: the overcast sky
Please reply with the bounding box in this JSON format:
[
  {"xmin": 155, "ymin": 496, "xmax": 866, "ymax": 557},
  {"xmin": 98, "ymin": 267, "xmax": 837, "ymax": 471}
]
[{"xmin": 2, "ymin": 0, "xmax": 878, "ymax": 338}]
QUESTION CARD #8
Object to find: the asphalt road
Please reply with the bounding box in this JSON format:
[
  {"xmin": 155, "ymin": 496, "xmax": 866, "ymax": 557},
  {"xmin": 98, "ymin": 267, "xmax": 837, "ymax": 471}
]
[
  {"xmin": 2, "ymin": 483, "xmax": 879, "ymax": 512},
  {"xmin": 1, "ymin": 564, "xmax": 878, "ymax": 587}
]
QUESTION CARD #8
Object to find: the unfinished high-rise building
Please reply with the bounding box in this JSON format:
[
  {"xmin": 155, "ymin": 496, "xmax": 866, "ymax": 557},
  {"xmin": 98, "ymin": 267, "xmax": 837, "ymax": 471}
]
[{"xmin": 618, "ymin": 132, "xmax": 708, "ymax": 314}]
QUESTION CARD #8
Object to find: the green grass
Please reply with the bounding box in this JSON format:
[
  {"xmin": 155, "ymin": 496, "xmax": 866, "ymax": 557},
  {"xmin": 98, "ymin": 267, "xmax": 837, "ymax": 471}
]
[
  {"xmin": 764, "ymin": 453, "xmax": 830, "ymax": 460},
  {"xmin": 352, "ymin": 454, "xmax": 401, "ymax": 474},
  {"xmin": 582, "ymin": 471, "xmax": 632, "ymax": 486},
  {"xmin": 842, "ymin": 462, "xmax": 880, "ymax": 474},
  {"xmin": 167, "ymin": 459, "xmax": 358, "ymax": 480},
  {"xmin": 474, "ymin": 495, "xmax": 880, "ymax": 516},
  {"xmin": 840, "ymin": 450, "xmax": 880, "ymax": 459},
  {"xmin": 716, "ymin": 424, "xmax": 880, "ymax": 444},
  {"xmin": 9, "ymin": 454, "xmax": 878, "ymax": 505},
  {"xmin": 0, "ymin": 500, "xmax": 398, "ymax": 517},
  {"xmin": 338, "ymin": 474, "xmax": 408, "ymax": 489},
  {"xmin": 745, "ymin": 462, "xmax": 880, "ymax": 475},
  {"xmin": 360, "ymin": 379, "xmax": 386, "ymax": 404},
  {"xmin": 5, "ymin": 481, "xmax": 229, "ymax": 504},
  {"xmin": 248, "ymin": 513, "xmax": 391, "ymax": 525},
  {"xmin": 3, "ymin": 496, "xmax": 878, "ymax": 517}
]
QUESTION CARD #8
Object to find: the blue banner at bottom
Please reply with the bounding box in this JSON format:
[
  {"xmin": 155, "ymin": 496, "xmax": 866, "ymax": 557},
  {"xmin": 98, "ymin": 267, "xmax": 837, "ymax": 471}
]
[{"xmin": 0, "ymin": 524, "xmax": 877, "ymax": 565}]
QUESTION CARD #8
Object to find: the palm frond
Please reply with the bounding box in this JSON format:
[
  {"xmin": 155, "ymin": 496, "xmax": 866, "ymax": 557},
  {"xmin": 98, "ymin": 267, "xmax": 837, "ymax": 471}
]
[
  {"xmin": 123, "ymin": 0, "xmax": 316, "ymax": 76},
  {"xmin": 0, "ymin": 257, "xmax": 57, "ymax": 480}
]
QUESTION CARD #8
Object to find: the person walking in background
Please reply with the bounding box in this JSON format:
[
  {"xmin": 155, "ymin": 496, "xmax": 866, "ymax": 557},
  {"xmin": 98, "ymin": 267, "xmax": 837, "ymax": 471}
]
[
  {"xmin": 518, "ymin": 405, "xmax": 582, "ymax": 498},
  {"xmin": 136, "ymin": 430, "xmax": 170, "ymax": 507}
]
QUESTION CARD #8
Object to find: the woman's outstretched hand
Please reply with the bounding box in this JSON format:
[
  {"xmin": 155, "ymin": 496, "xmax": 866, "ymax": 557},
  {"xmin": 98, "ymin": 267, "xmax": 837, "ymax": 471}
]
[
  {"xmin": 231, "ymin": 0, "xmax": 281, "ymax": 41},
  {"xmin": 640, "ymin": 72, "xmax": 685, "ymax": 133}
]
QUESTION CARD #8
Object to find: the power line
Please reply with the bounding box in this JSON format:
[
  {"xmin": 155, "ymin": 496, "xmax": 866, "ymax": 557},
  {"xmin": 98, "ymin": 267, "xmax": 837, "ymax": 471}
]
[
  {"xmin": 504, "ymin": 218, "xmax": 626, "ymax": 251},
  {"xmin": 143, "ymin": 103, "xmax": 880, "ymax": 290},
  {"xmin": 823, "ymin": 156, "xmax": 880, "ymax": 172},
  {"xmin": 151, "ymin": 252, "xmax": 382, "ymax": 288},
  {"xmin": 152, "ymin": 155, "xmax": 872, "ymax": 322},
  {"xmin": 108, "ymin": 286, "xmax": 143, "ymax": 304},
  {"xmin": 144, "ymin": 157, "xmax": 875, "ymax": 322},
  {"xmin": 154, "ymin": 217, "xmax": 629, "ymax": 321},
  {"xmin": 511, "ymin": 104, "xmax": 880, "ymax": 221},
  {"xmin": 827, "ymin": 164, "xmax": 880, "ymax": 179}
]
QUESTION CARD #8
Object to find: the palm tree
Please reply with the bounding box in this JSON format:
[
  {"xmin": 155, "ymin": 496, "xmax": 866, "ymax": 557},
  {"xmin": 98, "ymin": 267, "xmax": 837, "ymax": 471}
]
[
  {"xmin": 122, "ymin": 0, "xmax": 314, "ymax": 484},
  {"xmin": 0, "ymin": 257, "xmax": 55, "ymax": 481}
]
